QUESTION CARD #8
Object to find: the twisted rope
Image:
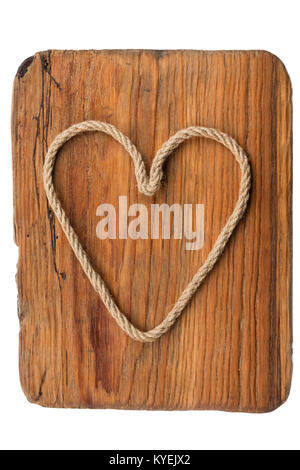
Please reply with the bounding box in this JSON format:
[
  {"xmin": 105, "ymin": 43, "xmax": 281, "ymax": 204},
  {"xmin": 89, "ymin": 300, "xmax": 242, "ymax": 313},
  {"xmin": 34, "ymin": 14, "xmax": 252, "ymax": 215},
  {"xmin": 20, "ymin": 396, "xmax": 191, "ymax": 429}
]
[{"xmin": 43, "ymin": 121, "xmax": 251, "ymax": 342}]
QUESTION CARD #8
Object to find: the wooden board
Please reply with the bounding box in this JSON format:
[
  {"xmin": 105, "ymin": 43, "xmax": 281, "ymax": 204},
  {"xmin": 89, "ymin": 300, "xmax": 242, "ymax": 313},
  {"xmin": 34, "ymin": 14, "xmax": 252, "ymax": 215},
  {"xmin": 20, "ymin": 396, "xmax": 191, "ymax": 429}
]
[{"xmin": 12, "ymin": 50, "xmax": 292, "ymax": 412}]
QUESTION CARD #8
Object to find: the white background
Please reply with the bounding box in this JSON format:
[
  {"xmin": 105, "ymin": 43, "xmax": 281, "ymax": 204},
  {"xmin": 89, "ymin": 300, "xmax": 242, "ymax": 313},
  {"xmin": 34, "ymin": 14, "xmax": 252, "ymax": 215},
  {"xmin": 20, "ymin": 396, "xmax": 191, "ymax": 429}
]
[{"xmin": 0, "ymin": 0, "xmax": 298, "ymax": 451}]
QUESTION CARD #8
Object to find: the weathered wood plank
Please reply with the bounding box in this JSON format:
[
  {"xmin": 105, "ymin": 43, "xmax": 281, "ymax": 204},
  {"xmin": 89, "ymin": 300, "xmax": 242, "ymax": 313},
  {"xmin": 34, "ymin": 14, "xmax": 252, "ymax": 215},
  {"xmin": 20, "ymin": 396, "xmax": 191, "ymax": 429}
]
[{"xmin": 12, "ymin": 50, "xmax": 292, "ymax": 411}]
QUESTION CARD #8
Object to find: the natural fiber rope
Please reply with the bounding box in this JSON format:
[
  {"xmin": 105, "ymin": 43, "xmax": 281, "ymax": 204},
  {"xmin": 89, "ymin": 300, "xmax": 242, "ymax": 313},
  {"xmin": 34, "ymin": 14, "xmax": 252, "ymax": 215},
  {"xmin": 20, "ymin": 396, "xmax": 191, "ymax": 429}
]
[{"xmin": 43, "ymin": 121, "xmax": 251, "ymax": 342}]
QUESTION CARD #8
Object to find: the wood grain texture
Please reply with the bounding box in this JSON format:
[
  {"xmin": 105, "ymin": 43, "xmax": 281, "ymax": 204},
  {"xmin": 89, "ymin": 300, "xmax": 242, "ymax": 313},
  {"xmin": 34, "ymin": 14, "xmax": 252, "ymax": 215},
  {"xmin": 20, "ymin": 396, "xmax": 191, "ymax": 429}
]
[{"xmin": 12, "ymin": 50, "xmax": 292, "ymax": 412}]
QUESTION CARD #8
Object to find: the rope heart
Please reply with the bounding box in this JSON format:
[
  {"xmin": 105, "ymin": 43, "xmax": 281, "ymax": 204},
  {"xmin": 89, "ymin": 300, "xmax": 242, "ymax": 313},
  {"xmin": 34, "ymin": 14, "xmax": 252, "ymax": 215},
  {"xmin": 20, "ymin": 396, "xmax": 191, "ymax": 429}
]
[{"xmin": 43, "ymin": 121, "xmax": 251, "ymax": 342}]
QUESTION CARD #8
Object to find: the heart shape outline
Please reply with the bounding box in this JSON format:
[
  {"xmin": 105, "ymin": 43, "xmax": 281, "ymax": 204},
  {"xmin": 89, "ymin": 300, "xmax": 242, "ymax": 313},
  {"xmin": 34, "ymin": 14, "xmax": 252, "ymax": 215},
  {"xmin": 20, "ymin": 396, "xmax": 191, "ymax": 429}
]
[{"xmin": 44, "ymin": 121, "xmax": 251, "ymax": 342}]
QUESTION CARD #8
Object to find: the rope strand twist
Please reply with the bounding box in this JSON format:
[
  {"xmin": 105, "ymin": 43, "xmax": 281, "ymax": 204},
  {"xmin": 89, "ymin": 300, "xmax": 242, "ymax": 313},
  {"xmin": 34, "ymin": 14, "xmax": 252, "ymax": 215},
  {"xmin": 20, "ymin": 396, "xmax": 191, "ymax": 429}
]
[{"xmin": 43, "ymin": 121, "xmax": 251, "ymax": 342}]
